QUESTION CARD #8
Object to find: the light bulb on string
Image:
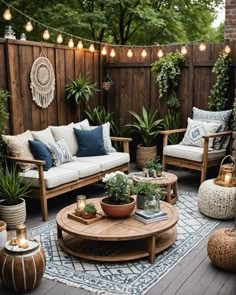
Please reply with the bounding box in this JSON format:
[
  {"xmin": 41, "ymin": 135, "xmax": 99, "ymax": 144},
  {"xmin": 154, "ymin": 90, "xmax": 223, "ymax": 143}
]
[
  {"xmin": 43, "ymin": 29, "xmax": 50, "ymax": 40},
  {"xmin": 89, "ymin": 43, "xmax": 95, "ymax": 52},
  {"xmin": 101, "ymin": 46, "xmax": 107, "ymax": 55},
  {"xmin": 77, "ymin": 40, "xmax": 83, "ymax": 49},
  {"xmin": 141, "ymin": 48, "xmax": 147, "ymax": 58},
  {"xmin": 127, "ymin": 48, "xmax": 133, "ymax": 58},
  {"xmin": 56, "ymin": 33, "xmax": 63, "ymax": 44},
  {"xmin": 25, "ymin": 20, "xmax": 33, "ymax": 32},
  {"xmin": 110, "ymin": 48, "xmax": 116, "ymax": 58},
  {"xmin": 68, "ymin": 37, "xmax": 74, "ymax": 48},
  {"xmin": 181, "ymin": 45, "xmax": 187, "ymax": 55},
  {"xmin": 3, "ymin": 8, "xmax": 12, "ymax": 21},
  {"xmin": 157, "ymin": 47, "xmax": 164, "ymax": 58},
  {"xmin": 199, "ymin": 42, "xmax": 206, "ymax": 51},
  {"xmin": 224, "ymin": 44, "xmax": 231, "ymax": 54}
]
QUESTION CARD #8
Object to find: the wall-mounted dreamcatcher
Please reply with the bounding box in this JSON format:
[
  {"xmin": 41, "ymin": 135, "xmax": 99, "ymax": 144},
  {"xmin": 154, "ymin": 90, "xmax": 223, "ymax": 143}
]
[{"xmin": 30, "ymin": 45, "xmax": 55, "ymax": 108}]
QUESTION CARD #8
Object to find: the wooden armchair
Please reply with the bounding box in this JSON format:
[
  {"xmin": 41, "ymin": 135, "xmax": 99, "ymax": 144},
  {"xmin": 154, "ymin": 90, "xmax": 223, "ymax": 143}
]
[{"xmin": 161, "ymin": 129, "xmax": 232, "ymax": 184}]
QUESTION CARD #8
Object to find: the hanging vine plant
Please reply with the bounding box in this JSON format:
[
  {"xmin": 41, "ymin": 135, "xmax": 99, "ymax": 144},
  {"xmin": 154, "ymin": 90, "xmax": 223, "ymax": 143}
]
[
  {"xmin": 208, "ymin": 52, "xmax": 232, "ymax": 111},
  {"xmin": 151, "ymin": 51, "xmax": 185, "ymax": 109}
]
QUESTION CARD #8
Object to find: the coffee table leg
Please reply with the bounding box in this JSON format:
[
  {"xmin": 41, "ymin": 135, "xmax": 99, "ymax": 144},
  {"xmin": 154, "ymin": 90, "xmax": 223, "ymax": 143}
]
[
  {"xmin": 57, "ymin": 227, "xmax": 62, "ymax": 239},
  {"xmin": 148, "ymin": 235, "xmax": 156, "ymax": 264},
  {"xmin": 166, "ymin": 184, "xmax": 171, "ymax": 203}
]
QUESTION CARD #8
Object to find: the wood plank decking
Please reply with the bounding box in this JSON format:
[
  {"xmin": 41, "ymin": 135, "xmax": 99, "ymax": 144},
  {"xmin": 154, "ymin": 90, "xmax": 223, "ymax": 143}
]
[{"xmin": 0, "ymin": 169, "xmax": 235, "ymax": 295}]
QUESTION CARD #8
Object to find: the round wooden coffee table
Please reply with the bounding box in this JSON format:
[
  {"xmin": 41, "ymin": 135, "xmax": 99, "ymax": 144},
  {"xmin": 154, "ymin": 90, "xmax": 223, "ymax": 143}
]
[
  {"xmin": 132, "ymin": 171, "xmax": 178, "ymax": 204},
  {"xmin": 56, "ymin": 197, "xmax": 178, "ymax": 264}
]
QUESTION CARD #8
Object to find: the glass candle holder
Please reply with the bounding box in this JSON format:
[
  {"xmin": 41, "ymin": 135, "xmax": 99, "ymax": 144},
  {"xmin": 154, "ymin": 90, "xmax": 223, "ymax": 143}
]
[
  {"xmin": 76, "ymin": 195, "xmax": 86, "ymax": 211},
  {"xmin": 16, "ymin": 224, "xmax": 28, "ymax": 248}
]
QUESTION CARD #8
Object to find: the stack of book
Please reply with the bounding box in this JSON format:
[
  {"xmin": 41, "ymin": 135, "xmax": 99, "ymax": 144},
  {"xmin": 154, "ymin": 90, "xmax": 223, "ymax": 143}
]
[{"xmin": 133, "ymin": 210, "xmax": 168, "ymax": 224}]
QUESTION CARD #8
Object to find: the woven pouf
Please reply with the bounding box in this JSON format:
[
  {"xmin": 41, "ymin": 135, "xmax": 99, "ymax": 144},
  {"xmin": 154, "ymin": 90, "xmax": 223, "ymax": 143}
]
[
  {"xmin": 207, "ymin": 228, "xmax": 236, "ymax": 271},
  {"xmin": 198, "ymin": 179, "xmax": 235, "ymax": 219}
]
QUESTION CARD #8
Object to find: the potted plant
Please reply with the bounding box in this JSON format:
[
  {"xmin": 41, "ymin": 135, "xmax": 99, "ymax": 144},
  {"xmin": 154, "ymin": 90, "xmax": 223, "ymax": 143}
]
[
  {"xmin": 134, "ymin": 181, "xmax": 162, "ymax": 209},
  {"xmin": 64, "ymin": 73, "xmax": 98, "ymax": 105},
  {"xmin": 101, "ymin": 171, "xmax": 135, "ymax": 218},
  {"xmin": 0, "ymin": 165, "xmax": 32, "ymax": 229},
  {"xmin": 126, "ymin": 106, "xmax": 163, "ymax": 169},
  {"xmin": 82, "ymin": 203, "xmax": 97, "ymax": 219}
]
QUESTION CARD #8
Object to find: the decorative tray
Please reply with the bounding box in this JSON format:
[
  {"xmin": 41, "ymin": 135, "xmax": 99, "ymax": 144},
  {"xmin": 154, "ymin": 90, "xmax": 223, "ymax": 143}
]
[
  {"xmin": 131, "ymin": 172, "xmax": 167, "ymax": 182},
  {"xmin": 67, "ymin": 212, "xmax": 104, "ymax": 225}
]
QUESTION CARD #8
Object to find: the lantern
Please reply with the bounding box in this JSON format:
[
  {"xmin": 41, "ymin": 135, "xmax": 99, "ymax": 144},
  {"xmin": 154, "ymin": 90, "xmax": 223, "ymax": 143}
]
[
  {"xmin": 214, "ymin": 155, "xmax": 236, "ymax": 187},
  {"xmin": 16, "ymin": 224, "xmax": 28, "ymax": 248}
]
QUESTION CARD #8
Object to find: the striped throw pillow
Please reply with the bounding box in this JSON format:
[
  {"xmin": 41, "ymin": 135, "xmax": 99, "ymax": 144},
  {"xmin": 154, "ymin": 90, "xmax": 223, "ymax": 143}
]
[{"xmin": 47, "ymin": 139, "xmax": 74, "ymax": 166}]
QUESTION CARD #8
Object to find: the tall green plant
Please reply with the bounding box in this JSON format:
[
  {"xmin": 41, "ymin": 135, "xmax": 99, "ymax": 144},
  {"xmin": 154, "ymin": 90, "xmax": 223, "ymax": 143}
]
[
  {"xmin": 126, "ymin": 106, "xmax": 163, "ymax": 147},
  {"xmin": 208, "ymin": 52, "xmax": 231, "ymax": 111},
  {"xmin": 163, "ymin": 110, "xmax": 181, "ymax": 145},
  {"xmin": 65, "ymin": 73, "xmax": 98, "ymax": 104},
  {"xmin": 0, "ymin": 89, "xmax": 10, "ymax": 167},
  {"xmin": 151, "ymin": 51, "xmax": 185, "ymax": 109}
]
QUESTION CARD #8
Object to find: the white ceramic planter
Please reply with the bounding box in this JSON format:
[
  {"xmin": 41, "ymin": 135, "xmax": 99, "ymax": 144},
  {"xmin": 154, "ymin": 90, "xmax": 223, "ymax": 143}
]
[
  {"xmin": 0, "ymin": 198, "xmax": 26, "ymax": 230},
  {"xmin": 0, "ymin": 220, "xmax": 7, "ymax": 249}
]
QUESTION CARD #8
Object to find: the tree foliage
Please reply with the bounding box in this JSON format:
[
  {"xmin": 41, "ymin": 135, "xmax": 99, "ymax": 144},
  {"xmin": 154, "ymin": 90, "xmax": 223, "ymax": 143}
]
[{"xmin": 0, "ymin": 0, "xmax": 224, "ymax": 45}]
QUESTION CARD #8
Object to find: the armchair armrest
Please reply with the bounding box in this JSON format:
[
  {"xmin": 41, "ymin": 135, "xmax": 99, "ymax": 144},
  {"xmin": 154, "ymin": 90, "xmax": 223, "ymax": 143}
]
[
  {"xmin": 202, "ymin": 130, "xmax": 232, "ymax": 139},
  {"xmin": 160, "ymin": 129, "xmax": 187, "ymax": 147},
  {"xmin": 110, "ymin": 137, "xmax": 132, "ymax": 153},
  {"xmin": 6, "ymin": 155, "xmax": 45, "ymax": 167}
]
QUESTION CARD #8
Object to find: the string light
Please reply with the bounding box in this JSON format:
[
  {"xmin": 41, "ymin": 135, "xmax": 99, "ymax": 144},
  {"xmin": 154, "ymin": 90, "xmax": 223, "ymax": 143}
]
[
  {"xmin": 3, "ymin": 8, "xmax": 11, "ymax": 20},
  {"xmin": 157, "ymin": 48, "xmax": 164, "ymax": 58},
  {"xmin": 141, "ymin": 49, "xmax": 147, "ymax": 58},
  {"xmin": 77, "ymin": 40, "xmax": 83, "ymax": 49},
  {"xmin": 199, "ymin": 42, "xmax": 206, "ymax": 51},
  {"xmin": 89, "ymin": 43, "xmax": 95, "ymax": 52},
  {"xmin": 43, "ymin": 29, "xmax": 50, "ymax": 40},
  {"xmin": 110, "ymin": 48, "xmax": 116, "ymax": 57},
  {"xmin": 57, "ymin": 33, "xmax": 63, "ymax": 44},
  {"xmin": 68, "ymin": 37, "xmax": 74, "ymax": 48},
  {"xmin": 127, "ymin": 48, "xmax": 133, "ymax": 58},
  {"xmin": 101, "ymin": 46, "xmax": 107, "ymax": 55},
  {"xmin": 181, "ymin": 45, "xmax": 187, "ymax": 55},
  {"xmin": 224, "ymin": 44, "xmax": 231, "ymax": 54},
  {"xmin": 25, "ymin": 20, "xmax": 33, "ymax": 32}
]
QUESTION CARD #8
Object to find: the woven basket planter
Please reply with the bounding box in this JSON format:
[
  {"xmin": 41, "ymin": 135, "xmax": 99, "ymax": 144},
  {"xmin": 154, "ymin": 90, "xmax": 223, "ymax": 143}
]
[
  {"xmin": 207, "ymin": 228, "xmax": 236, "ymax": 271},
  {"xmin": 136, "ymin": 144, "xmax": 157, "ymax": 169}
]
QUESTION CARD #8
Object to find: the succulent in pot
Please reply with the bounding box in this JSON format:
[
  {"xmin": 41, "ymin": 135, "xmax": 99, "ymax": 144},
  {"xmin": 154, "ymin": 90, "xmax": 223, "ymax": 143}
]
[
  {"xmin": 0, "ymin": 165, "xmax": 32, "ymax": 229},
  {"xmin": 82, "ymin": 203, "xmax": 97, "ymax": 219},
  {"xmin": 101, "ymin": 171, "xmax": 135, "ymax": 218}
]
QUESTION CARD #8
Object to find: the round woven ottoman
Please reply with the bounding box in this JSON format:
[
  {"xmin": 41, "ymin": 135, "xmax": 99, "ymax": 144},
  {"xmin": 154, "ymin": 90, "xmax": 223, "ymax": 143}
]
[
  {"xmin": 198, "ymin": 179, "xmax": 235, "ymax": 219},
  {"xmin": 208, "ymin": 228, "xmax": 236, "ymax": 271}
]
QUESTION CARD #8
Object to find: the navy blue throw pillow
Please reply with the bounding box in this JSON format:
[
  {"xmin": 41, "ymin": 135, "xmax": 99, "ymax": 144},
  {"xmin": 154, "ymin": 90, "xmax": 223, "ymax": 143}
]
[
  {"xmin": 29, "ymin": 139, "xmax": 53, "ymax": 171},
  {"xmin": 74, "ymin": 126, "xmax": 107, "ymax": 157}
]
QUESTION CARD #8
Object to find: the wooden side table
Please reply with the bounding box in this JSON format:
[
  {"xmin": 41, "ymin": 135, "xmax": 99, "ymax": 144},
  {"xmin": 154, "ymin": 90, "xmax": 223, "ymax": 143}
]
[{"xmin": 132, "ymin": 172, "xmax": 178, "ymax": 204}]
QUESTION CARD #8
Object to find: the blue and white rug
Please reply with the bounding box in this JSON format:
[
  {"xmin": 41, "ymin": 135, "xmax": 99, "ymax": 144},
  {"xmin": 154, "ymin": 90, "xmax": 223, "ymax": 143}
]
[{"xmin": 28, "ymin": 191, "xmax": 220, "ymax": 295}]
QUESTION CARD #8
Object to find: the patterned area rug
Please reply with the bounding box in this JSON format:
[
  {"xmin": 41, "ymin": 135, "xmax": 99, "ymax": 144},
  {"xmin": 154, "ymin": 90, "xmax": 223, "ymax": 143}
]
[{"xmin": 29, "ymin": 191, "xmax": 219, "ymax": 295}]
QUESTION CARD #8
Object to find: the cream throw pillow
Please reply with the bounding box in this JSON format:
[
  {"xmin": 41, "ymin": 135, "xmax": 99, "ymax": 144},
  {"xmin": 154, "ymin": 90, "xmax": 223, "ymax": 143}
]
[
  {"xmin": 3, "ymin": 130, "xmax": 36, "ymax": 171},
  {"xmin": 180, "ymin": 118, "xmax": 221, "ymax": 148},
  {"xmin": 31, "ymin": 127, "xmax": 55, "ymax": 144}
]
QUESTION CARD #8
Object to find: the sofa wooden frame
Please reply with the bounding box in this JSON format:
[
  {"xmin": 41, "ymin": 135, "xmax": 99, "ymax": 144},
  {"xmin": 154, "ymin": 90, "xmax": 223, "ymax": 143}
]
[
  {"xmin": 6, "ymin": 137, "xmax": 132, "ymax": 221},
  {"xmin": 161, "ymin": 129, "xmax": 232, "ymax": 184}
]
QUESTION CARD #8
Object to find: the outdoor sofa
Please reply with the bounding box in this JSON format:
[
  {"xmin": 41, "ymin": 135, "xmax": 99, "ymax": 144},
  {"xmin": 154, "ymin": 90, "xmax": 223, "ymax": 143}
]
[{"xmin": 4, "ymin": 120, "xmax": 131, "ymax": 221}]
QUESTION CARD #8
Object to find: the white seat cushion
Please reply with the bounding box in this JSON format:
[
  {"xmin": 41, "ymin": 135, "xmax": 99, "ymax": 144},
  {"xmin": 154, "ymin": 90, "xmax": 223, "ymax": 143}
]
[
  {"xmin": 164, "ymin": 145, "xmax": 226, "ymax": 162},
  {"xmin": 19, "ymin": 167, "xmax": 78, "ymax": 189},
  {"xmin": 60, "ymin": 161, "xmax": 101, "ymax": 178},
  {"xmin": 76, "ymin": 152, "xmax": 130, "ymax": 171}
]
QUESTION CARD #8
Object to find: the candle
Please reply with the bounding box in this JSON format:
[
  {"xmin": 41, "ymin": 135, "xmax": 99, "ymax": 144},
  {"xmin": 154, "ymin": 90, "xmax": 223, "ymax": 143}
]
[
  {"xmin": 76, "ymin": 195, "xmax": 86, "ymax": 211},
  {"xmin": 18, "ymin": 238, "xmax": 28, "ymax": 249},
  {"xmin": 224, "ymin": 173, "xmax": 232, "ymax": 185}
]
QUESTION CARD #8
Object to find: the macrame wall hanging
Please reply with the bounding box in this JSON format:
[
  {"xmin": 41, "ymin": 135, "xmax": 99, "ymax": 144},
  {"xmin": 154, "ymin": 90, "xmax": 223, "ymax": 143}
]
[{"xmin": 30, "ymin": 46, "xmax": 55, "ymax": 108}]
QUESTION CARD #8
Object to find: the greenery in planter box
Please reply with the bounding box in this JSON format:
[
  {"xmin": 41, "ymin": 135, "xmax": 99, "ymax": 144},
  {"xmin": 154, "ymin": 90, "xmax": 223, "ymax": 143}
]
[
  {"xmin": 126, "ymin": 106, "xmax": 163, "ymax": 147},
  {"xmin": 65, "ymin": 73, "xmax": 98, "ymax": 105},
  {"xmin": 83, "ymin": 203, "xmax": 97, "ymax": 215},
  {"xmin": 208, "ymin": 52, "xmax": 232, "ymax": 111},
  {"xmin": 0, "ymin": 165, "xmax": 32, "ymax": 205}
]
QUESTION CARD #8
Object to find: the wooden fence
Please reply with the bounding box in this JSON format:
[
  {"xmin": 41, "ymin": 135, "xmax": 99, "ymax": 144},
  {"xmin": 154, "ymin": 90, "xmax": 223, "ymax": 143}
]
[
  {"xmin": 105, "ymin": 42, "xmax": 236, "ymax": 126},
  {"xmin": 0, "ymin": 38, "xmax": 102, "ymax": 135}
]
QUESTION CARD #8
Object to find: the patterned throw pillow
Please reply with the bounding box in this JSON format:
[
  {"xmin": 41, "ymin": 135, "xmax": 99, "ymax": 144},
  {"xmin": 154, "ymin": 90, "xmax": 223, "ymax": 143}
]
[
  {"xmin": 46, "ymin": 139, "xmax": 74, "ymax": 166},
  {"xmin": 180, "ymin": 118, "xmax": 221, "ymax": 148},
  {"xmin": 2, "ymin": 130, "xmax": 36, "ymax": 171},
  {"xmin": 192, "ymin": 107, "xmax": 233, "ymax": 149}
]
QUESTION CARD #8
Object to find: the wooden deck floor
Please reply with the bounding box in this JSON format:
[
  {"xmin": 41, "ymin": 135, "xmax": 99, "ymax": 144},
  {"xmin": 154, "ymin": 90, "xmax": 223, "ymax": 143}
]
[{"xmin": 0, "ymin": 169, "xmax": 235, "ymax": 295}]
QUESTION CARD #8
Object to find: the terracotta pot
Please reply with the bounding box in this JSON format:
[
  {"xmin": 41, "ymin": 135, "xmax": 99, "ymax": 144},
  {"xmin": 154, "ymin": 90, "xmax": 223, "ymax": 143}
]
[
  {"xmin": 136, "ymin": 144, "xmax": 157, "ymax": 169},
  {"xmin": 82, "ymin": 212, "xmax": 96, "ymax": 219},
  {"xmin": 100, "ymin": 196, "xmax": 136, "ymax": 218},
  {"xmin": 0, "ymin": 198, "xmax": 26, "ymax": 230}
]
